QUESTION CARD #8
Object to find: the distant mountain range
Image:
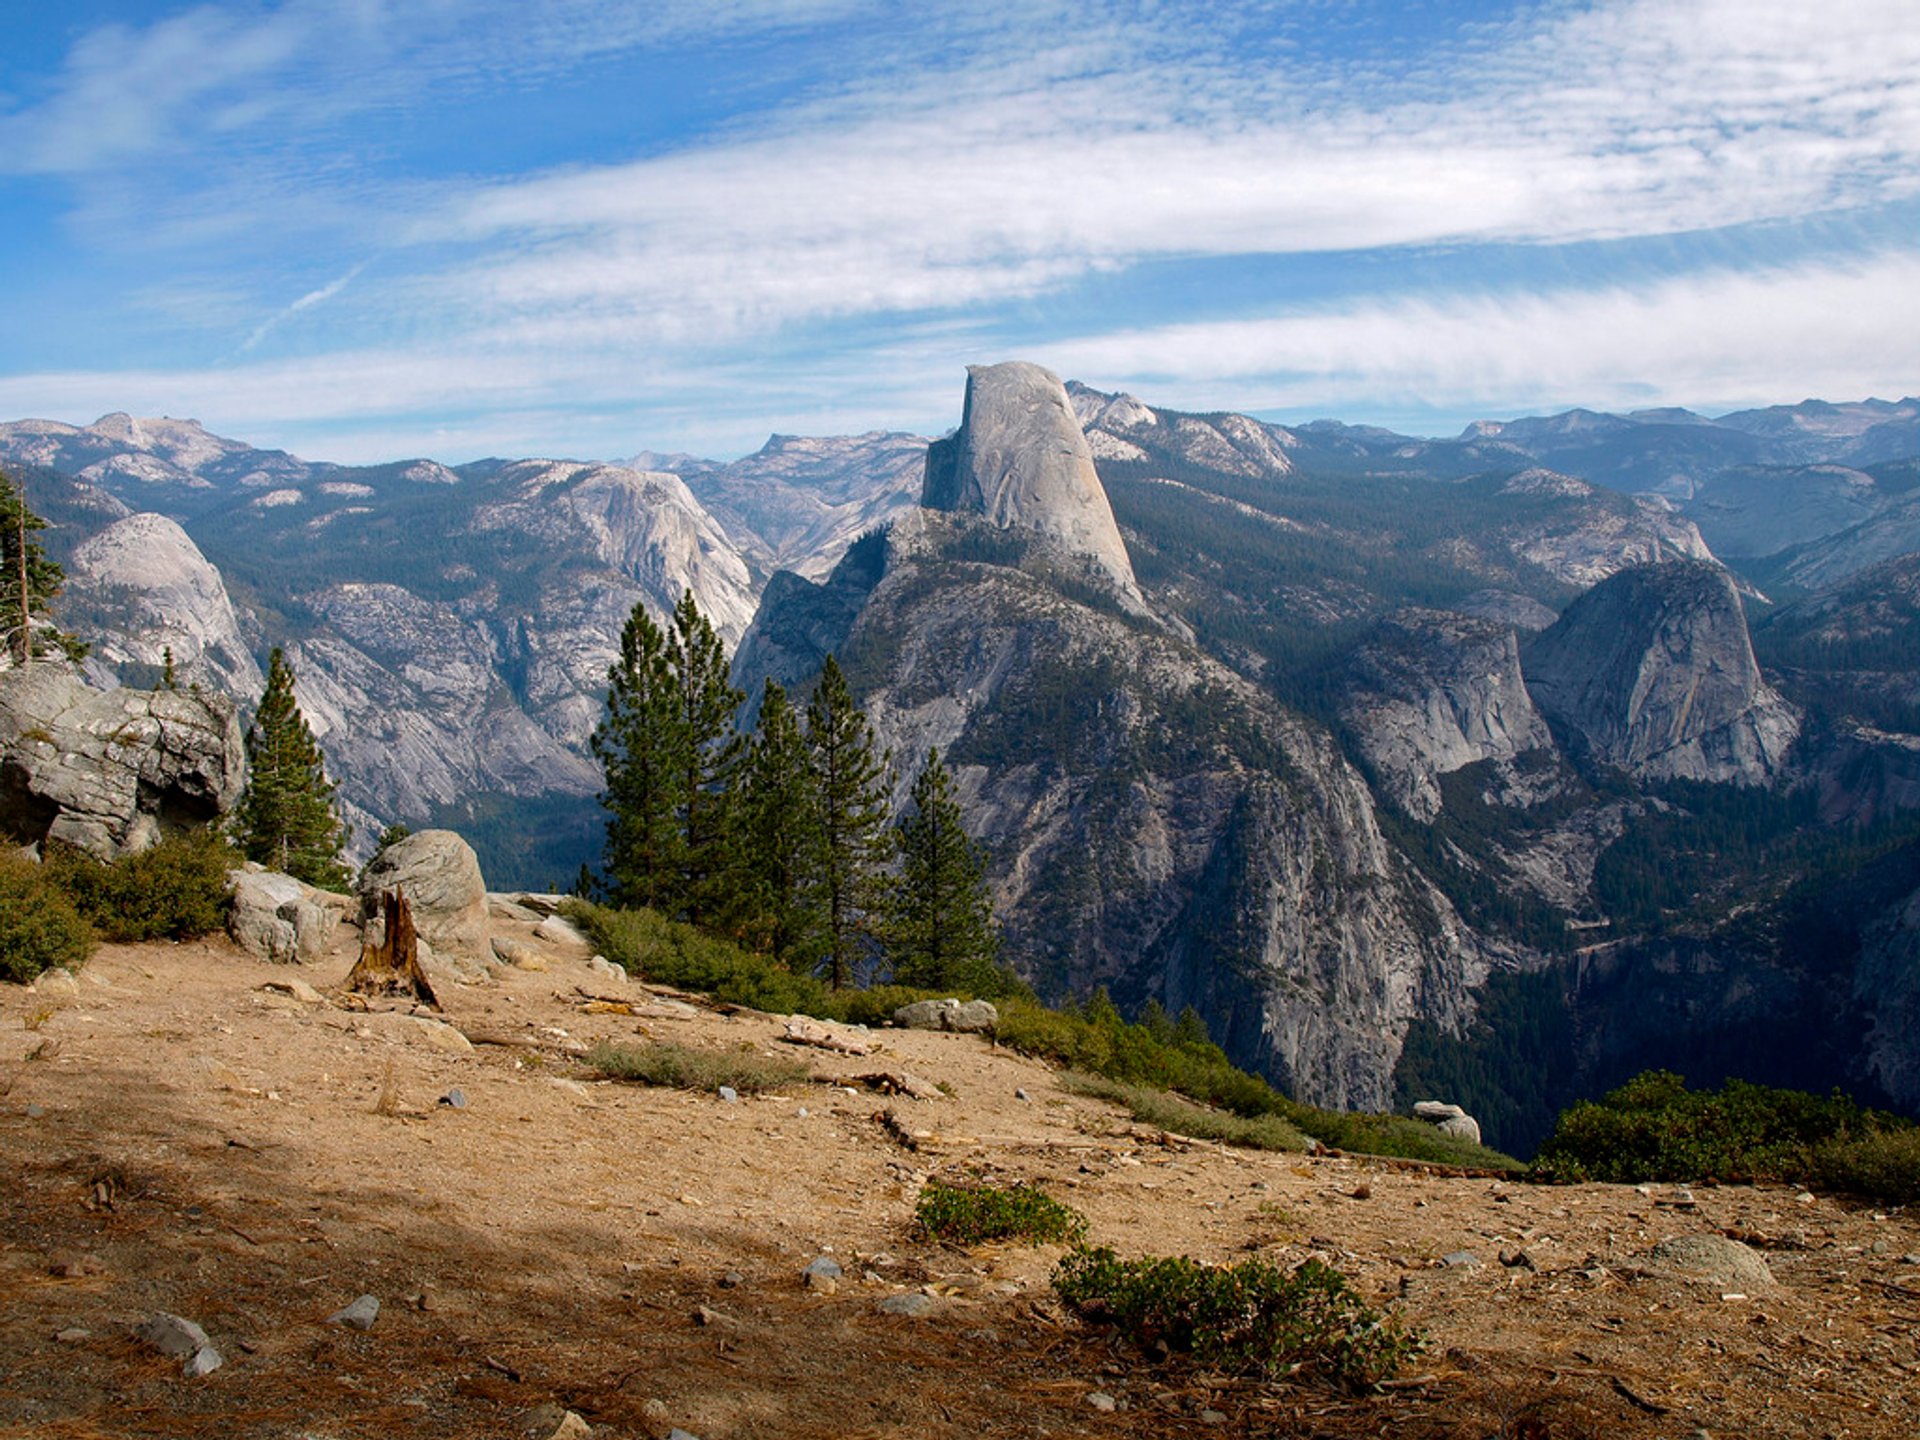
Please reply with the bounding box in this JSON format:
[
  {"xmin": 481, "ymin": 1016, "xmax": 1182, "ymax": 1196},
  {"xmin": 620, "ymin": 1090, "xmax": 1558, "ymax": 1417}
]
[{"xmin": 4, "ymin": 381, "xmax": 1917, "ymax": 1149}]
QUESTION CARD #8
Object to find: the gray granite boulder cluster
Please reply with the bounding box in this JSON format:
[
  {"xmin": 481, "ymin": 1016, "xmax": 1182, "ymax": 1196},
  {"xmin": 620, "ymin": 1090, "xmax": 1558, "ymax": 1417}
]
[
  {"xmin": 227, "ymin": 866, "xmax": 353, "ymax": 963},
  {"xmin": 892, "ymin": 997, "xmax": 1000, "ymax": 1034},
  {"xmin": 1412, "ymin": 1099, "xmax": 1483, "ymax": 1146},
  {"xmin": 0, "ymin": 665, "xmax": 243, "ymax": 859}
]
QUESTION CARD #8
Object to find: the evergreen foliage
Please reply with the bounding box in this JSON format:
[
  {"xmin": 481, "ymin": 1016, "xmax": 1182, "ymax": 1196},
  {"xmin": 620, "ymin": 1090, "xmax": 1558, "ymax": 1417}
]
[
  {"xmin": 592, "ymin": 602, "xmax": 685, "ymax": 912},
  {"xmin": 804, "ymin": 655, "xmax": 894, "ymax": 987},
  {"xmin": 43, "ymin": 831, "xmax": 237, "ymax": 942},
  {"xmin": 664, "ymin": 590, "xmax": 745, "ymax": 928},
  {"xmin": 0, "ymin": 850, "xmax": 95, "ymax": 981},
  {"xmin": 235, "ymin": 648, "xmax": 349, "ymax": 889},
  {"xmin": 884, "ymin": 747, "xmax": 1004, "ymax": 994},
  {"xmin": 1533, "ymin": 1069, "xmax": 1920, "ymax": 1201},
  {"xmin": 736, "ymin": 679, "xmax": 825, "ymax": 967},
  {"xmin": 0, "ymin": 468, "xmax": 87, "ymax": 665}
]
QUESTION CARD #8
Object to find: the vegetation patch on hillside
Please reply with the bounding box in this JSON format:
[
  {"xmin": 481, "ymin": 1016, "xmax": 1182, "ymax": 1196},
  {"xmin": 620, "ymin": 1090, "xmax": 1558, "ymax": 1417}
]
[
  {"xmin": 1533, "ymin": 1069, "xmax": 1920, "ymax": 1202},
  {"xmin": 571, "ymin": 900, "xmax": 1524, "ymax": 1170},
  {"xmin": 586, "ymin": 1038, "xmax": 810, "ymax": 1095},
  {"xmin": 1054, "ymin": 1246, "xmax": 1422, "ymax": 1389},
  {"xmin": 914, "ymin": 1178, "xmax": 1087, "ymax": 1246}
]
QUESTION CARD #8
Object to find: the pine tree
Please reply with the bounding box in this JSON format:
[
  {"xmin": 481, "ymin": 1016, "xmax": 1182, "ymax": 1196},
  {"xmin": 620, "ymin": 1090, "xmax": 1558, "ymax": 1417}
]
[
  {"xmin": 737, "ymin": 679, "xmax": 825, "ymax": 968},
  {"xmin": 236, "ymin": 648, "xmax": 349, "ymax": 888},
  {"xmin": 805, "ymin": 655, "xmax": 894, "ymax": 988},
  {"xmin": 883, "ymin": 746, "xmax": 1002, "ymax": 994},
  {"xmin": 665, "ymin": 590, "xmax": 744, "ymax": 928},
  {"xmin": 591, "ymin": 601, "xmax": 685, "ymax": 913},
  {"xmin": 0, "ymin": 468, "xmax": 87, "ymax": 667}
]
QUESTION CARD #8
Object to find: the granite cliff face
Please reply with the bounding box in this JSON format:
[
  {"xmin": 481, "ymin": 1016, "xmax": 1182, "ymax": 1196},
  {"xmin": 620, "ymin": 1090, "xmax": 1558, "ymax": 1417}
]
[
  {"xmin": 1340, "ymin": 609, "xmax": 1554, "ymax": 822},
  {"xmin": 753, "ymin": 513, "xmax": 1487, "ymax": 1108},
  {"xmin": 66, "ymin": 513, "xmax": 263, "ymax": 700},
  {"xmin": 923, "ymin": 363, "xmax": 1146, "ymax": 609},
  {"xmin": 1524, "ymin": 561, "xmax": 1799, "ymax": 784},
  {"xmin": 738, "ymin": 374, "xmax": 1501, "ymax": 1108}
]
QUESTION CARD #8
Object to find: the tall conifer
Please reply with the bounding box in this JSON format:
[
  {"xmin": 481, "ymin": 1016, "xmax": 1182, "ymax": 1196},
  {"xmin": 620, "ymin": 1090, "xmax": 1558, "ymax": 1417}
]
[
  {"xmin": 665, "ymin": 590, "xmax": 744, "ymax": 928},
  {"xmin": 0, "ymin": 469, "xmax": 86, "ymax": 666},
  {"xmin": 592, "ymin": 601, "xmax": 685, "ymax": 912},
  {"xmin": 737, "ymin": 679, "xmax": 824, "ymax": 967},
  {"xmin": 884, "ymin": 747, "xmax": 1002, "ymax": 993},
  {"xmin": 805, "ymin": 655, "xmax": 893, "ymax": 988},
  {"xmin": 236, "ymin": 648, "xmax": 348, "ymax": 888}
]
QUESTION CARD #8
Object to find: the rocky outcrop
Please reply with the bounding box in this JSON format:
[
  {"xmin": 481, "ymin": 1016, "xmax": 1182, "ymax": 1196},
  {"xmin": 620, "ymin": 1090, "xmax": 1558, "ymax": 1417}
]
[
  {"xmin": 1524, "ymin": 561, "xmax": 1799, "ymax": 784},
  {"xmin": 922, "ymin": 362, "xmax": 1145, "ymax": 608},
  {"xmin": 1340, "ymin": 609, "xmax": 1554, "ymax": 820},
  {"xmin": 228, "ymin": 865, "xmax": 353, "ymax": 963},
  {"xmin": 356, "ymin": 829, "xmax": 490, "ymax": 964},
  {"xmin": 1855, "ymin": 879, "xmax": 1920, "ymax": 1109},
  {"xmin": 0, "ymin": 666, "xmax": 244, "ymax": 858},
  {"xmin": 67, "ymin": 513, "xmax": 263, "ymax": 698}
]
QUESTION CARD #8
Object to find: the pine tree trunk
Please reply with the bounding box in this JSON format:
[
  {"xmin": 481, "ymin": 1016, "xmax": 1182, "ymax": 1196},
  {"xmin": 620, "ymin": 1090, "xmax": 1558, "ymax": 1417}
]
[{"xmin": 346, "ymin": 889, "xmax": 440, "ymax": 1008}]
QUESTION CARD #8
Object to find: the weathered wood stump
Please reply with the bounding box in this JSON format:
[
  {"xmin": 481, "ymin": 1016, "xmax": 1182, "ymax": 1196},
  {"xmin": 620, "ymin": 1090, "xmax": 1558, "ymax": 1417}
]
[{"xmin": 346, "ymin": 888, "xmax": 440, "ymax": 1008}]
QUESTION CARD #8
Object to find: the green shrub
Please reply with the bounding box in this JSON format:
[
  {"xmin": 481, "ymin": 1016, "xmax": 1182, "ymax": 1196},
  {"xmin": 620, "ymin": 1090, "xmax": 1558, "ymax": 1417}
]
[
  {"xmin": 914, "ymin": 1178, "xmax": 1088, "ymax": 1246},
  {"xmin": 1061, "ymin": 1074, "xmax": 1310, "ymax": 1152},
  {"xmin": 0, "ymin": 851, "xmax": 95, "ymax": 982},
  {"xmin": 586, "ymin": 1039, "xmax": 810, "ymax": 1094},
  {"xmin": 43, "ymin": 830, "xmax": 236, "ymax": 942},
  {"xmin": 1053, "ymin": 1246, "xmax": 1420, "ymax": 1389},
  {"xmin": 1811, "ymin": 1127, "xmax": 1920, "ymax": 1203},
  {"xmin": 1531, "ymin": 1070, "xmax": 1915, "ymax": 1195}
]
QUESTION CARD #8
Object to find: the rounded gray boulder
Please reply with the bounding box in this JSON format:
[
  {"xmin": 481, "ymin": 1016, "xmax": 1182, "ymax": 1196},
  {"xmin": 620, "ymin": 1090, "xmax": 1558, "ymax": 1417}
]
[{"xmin": 357, "ymin": 829, "xmax": 490, "ymax": 962}]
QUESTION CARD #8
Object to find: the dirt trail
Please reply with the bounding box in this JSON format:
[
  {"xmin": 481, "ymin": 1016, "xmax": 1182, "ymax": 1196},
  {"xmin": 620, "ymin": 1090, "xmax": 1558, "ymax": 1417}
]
[{"xmin": 3, "ymin": 927, "xmax": 1917, "ymax": 1438}]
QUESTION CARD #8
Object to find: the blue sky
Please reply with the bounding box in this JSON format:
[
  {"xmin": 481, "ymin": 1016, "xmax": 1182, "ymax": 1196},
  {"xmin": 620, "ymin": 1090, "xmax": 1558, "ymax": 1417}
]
[{"xmin": 1, "ymin": 0, "xmax": 1916, "ymax": 464}]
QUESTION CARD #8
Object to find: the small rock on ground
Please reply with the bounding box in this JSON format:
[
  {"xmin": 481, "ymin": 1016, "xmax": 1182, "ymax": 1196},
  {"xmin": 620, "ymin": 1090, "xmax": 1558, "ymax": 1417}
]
[
  {"xmin": 326, "ymin": 1295, "xmax": 380, "ymax": 1330},
  {"xmin": 878, "ymin": 1293, "xmax": 937, "ymax": 1317},
  {"xmin": 1086, "ymin": 1391, "xmax": 1117, "ymax": 1412}
]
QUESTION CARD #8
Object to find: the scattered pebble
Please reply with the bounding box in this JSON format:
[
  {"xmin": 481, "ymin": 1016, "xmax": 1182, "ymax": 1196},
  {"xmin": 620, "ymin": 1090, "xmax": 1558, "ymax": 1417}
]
[
  {"xmin": 326, "ymin": 1295, "xmax": 380, "ymax": 1331},
  {"xmin": 1086, "ymin": 1391, "xmax": 1117, "ymax": 1412},
  {"xmin": 138, "ymin": 1312, "xmax": 222, "ymax": 1376},
  {"xmin": 1442, "ymin": 1250, "xmax": 1481, "ymax": 1269},
  {"xmin": 717, "ymin": 1085, "xmax": 739, "ymax": 1104},
  {"xmin": 439, "ymin": 1088, "xmax": 468, "ymax": 1109},
  {"xmin": 1015, "ymin": 1088, "xmax": 1031, "ymax": 1102},
  {"xmin": 55, "ymin": 1327, "xmax": 91, "ymax": 1344},
  {"xmin": 803, "ymin": 1256, "xmax": 842, "ymax": 1293},
  {"xmin": 25, "ymin": 1104, "xmax": 44, "ymax": 1119},
  {"xmin": 879, "ymin": 1293, "xmax": 936, "ymax": 1317},
  {"xmin": 719, "ymin": 1270, "xmax": 745, "ymax": 1289},
  {"xmin": 1200, "ymin": 1409, "xmax": 1229, "ymax": 1426}
]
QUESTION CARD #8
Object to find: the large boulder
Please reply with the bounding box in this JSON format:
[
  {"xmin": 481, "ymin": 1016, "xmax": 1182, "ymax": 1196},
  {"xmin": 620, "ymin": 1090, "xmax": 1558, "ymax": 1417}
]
[
  {"xmin": 356, "ymin": 829, "xmax": 489, "ymax": 962},
  {"xmin": 228, "ymin": 865, "xmax": 353, "ymax": 964},
  {"xmin": 0, "ymin": 665, "xmax": 244, "ymax": 859},
  {"xmin": 892, "ymin": 998, "xmax": 999, "ymax": 1034}
]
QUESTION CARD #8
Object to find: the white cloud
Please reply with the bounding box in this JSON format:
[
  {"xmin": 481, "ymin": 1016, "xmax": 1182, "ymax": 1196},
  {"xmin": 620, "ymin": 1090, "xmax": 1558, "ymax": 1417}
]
[
  {"xmin": 419, "ymin": 0, "xmax": 1920, "ymax": 345},
  {"xmin": 1040, "ymin": 252, "xmax": 1920, "ymax": 422}
]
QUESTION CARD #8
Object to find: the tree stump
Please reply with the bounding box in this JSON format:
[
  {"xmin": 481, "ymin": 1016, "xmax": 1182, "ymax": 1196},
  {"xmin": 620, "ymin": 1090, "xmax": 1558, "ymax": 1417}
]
[{"xmin": 346, "ymin": 888, "xmax": 440, "ymax": 1008}]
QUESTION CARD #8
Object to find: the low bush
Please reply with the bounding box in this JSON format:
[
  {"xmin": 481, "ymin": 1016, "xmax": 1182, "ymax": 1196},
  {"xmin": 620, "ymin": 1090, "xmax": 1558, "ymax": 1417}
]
[
  {"xmin": 1062, "ymin": 1074, "xmax": 1310, "ymax": 1152},
  {"xmin": 586, "ymin": 1039, "xmax": 810, "ymax": 1095},
  {"xmin": 44, "ymin": 830, "xmax": 236, "ymax": 942},
  {"xmin": 1532, "ymin": 1070, "xmax": 1920, "ymax": 1201},
  {"xmin": 914, "ymin": 1178, "xmax": 1087, "ymax": 1246},
  {"xmin": 1053, "ymin": 1246, "xmax": 1421, "ymax": 1389},
  {"xmin": 0, "ymin": 851, "xmax": 96, "ymax": 981},
  {"xmin": 1812, "ymin": 1127, "xmax": 1920, "ymax": 1203}
]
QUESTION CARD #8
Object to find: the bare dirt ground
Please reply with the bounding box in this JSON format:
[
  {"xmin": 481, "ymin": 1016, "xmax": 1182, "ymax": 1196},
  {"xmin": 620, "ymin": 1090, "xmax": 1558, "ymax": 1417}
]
[{"xmin": 3, "ymin": 917, "xmax": 1918, "ymax": 1439}]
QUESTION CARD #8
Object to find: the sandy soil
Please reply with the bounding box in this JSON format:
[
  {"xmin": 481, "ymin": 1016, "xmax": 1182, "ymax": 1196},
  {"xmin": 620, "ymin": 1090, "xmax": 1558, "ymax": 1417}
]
[{"xmin": 2, "ymin": 917, "xmax": 1917, "ymax": 1439}]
